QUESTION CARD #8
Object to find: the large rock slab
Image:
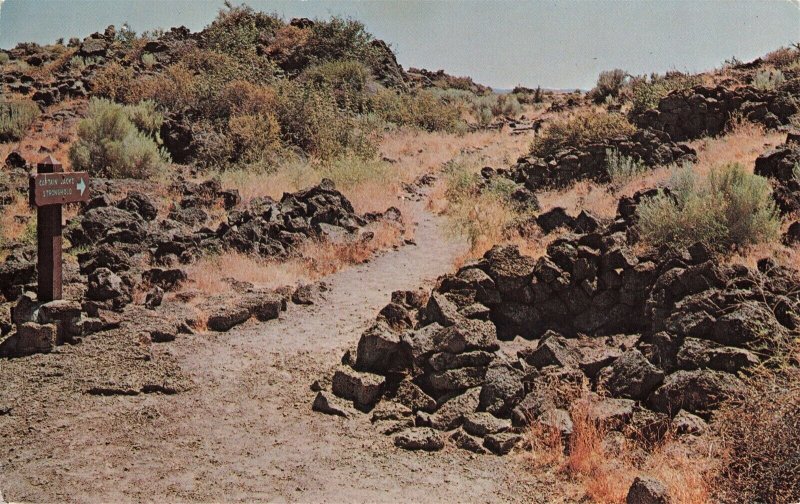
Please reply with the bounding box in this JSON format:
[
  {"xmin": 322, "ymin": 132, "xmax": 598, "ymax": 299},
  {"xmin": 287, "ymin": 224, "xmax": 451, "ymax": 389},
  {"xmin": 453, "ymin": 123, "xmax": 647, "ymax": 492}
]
[
  {"xmin": 647, "ymin": 369, "xmax": 743, "ymax": 417},
  {"xmin": 331, "ymin": 366, "xmax": 385, "ymax": 410},
  {"xmin": 393, "ymin": 427, "xmax": 444, "ymax": 451}
]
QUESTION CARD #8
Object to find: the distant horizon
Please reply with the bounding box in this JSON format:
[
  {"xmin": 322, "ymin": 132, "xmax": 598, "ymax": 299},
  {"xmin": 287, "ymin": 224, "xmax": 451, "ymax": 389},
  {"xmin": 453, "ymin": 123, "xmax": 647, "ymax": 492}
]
[{"xmin": 0, "ymin": 0, "xmax": 797, "ymax": 90}]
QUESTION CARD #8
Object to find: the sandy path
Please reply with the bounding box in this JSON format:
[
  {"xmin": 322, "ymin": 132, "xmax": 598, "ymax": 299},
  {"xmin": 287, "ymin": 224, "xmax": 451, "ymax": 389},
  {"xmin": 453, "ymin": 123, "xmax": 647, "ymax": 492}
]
[{"xmin": 1, "ymin": 200, "xmax": 544, "ymax": 503}]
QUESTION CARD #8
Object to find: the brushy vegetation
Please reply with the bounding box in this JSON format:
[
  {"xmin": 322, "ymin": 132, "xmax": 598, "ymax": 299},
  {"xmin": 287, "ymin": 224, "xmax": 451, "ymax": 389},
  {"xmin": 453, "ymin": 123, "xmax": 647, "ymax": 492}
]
[
  {"xmin": 752, "ymin": 69, "xmax": 786, "ymax": 91},
  {"xmin": 82, "ymin": 3, "xmax": 474, "ymax": 169},
  {"xmin": 588, "ymin": 69, "xmax": 627, "ymax": 104},
  {"xmin": 69, "ymin": 97, "xmax": 169, "ymax": 178},
  {"xmin": 530, "ymin": 110, "xmax": 636, "ymax": 158},
  {"xmin": 630, "ymin": 72, "xmax": 704, "ymax": 114},
  {"xmin": 442, "ymin": 156, "xmax": 534, "ymax": 251},
  {"xmin": 714, "ymin": 364, "xmax": 800, "ymax": 504},
  {"xmin": 762, "ymin": 45, "xmax": 800, "ymax": 69},
  {"xmin": 605, "ymin": 148, "xmax": 648, "ymax": 185},
  {"xmin": 637, "ymin": 163, "xmax": 780, "ymax": 251},
  {"xmin": 0, "ymin": 99, "xmax": 40, "ymax": 142}
]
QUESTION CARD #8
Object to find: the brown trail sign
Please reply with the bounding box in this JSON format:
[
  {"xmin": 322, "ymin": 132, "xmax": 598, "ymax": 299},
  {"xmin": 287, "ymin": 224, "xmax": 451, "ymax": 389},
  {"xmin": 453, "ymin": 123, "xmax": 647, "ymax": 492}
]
[
  {"xmin": 29, "ymin": 170, "xmax": 90, "ymax": 206},
  {"xmin": 28, "ymin": 156, "xmax": 91, "ymax": 302}
]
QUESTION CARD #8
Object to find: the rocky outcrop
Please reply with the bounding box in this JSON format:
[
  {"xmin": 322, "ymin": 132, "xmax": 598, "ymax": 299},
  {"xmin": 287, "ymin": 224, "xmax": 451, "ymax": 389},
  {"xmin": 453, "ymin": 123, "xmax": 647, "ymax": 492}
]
[
  {"xmin": 313, "ymin": 188, "xmax": 798, "ymax": 454},
  {"xmin": 504, "ymin": 129, "xmax": 696, "ymax": 191},
  {"xmin": 755, "ymin": 132, "xmax": 800, "ymax": 216},
  {"xmin": 633, "ymin": 84, "xmax": 800, "ymax": 141}
]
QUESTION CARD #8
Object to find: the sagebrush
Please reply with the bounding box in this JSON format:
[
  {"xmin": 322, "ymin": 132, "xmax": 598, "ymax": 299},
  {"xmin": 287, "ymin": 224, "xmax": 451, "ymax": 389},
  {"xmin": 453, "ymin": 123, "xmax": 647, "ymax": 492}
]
[
  {"xmin": 69, "ymin": 98, "xmax": 169, "ymax": 178},
  {"xmin": 637, "ymin": 163, "xmax": 779, "ymax": 251}
]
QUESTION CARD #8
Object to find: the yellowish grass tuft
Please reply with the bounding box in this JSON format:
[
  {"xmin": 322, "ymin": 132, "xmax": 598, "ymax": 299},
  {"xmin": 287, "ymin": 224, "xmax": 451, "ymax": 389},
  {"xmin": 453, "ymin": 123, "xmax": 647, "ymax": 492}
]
[
  {"xmin": 183, "ymin": 221, "xmax": 403, "ymax": 296},
  {"xmin": 526, "ymin": 394, "xmax": 718, "ymax": 504}
]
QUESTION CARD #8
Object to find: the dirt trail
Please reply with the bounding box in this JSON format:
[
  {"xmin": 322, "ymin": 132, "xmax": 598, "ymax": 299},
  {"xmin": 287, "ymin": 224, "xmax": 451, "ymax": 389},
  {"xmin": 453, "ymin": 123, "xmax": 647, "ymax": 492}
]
[{"xmin": 1, "ymin": 199, "xmax": 545, "ymax": 503}]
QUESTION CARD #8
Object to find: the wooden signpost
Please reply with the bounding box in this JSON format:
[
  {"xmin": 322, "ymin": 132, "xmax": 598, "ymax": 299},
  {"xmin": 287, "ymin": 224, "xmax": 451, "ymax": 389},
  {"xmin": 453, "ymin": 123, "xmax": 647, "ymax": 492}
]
[{"xmin": 28, "ymin": 156, "xmax": 90, "ymax": 302}]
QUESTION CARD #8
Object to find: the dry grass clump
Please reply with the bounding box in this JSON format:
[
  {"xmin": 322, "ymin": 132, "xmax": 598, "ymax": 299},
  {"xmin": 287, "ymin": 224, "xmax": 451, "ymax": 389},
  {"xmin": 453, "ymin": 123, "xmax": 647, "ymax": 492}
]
[
  {"xmin": 690, "ymin": 119, "xmax": 783, "ymax": 177},
  {"xmin": 0, "ymin": 195, "xmax": 35, "ymax": 247},
  {"xmin": 530, "ymin": 110, "xmax": 636, "ymax": 158},
  {"xmin": 713, "ymin": 363, "xmax": 800, "ymax": 504},
  {"xmin": 184, "ymin": 221, "xmax": 402, "ymax": 296},
  {"xmin": 436, "ymin": 154, "xmax": 536, "ymax": 257},
  {"xmin": 527, "ymin": 395, "xmax": 717, "ymax": 504}
]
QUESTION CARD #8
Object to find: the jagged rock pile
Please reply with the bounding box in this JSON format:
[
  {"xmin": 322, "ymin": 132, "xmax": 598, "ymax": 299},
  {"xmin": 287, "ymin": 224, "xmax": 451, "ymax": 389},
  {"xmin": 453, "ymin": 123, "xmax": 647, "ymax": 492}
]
[
  {"xmin": 754, "ymin": 131, "xmax": 800, "ymax": 220},
  {"xmin": 217, "ymin": 178, "xmax": 398, "ymax": 258},
  {"xmin": 313, "ymin": 190, "xmax": 799, "ymax": 455},
  {"xmin": 1, "ymin": 26, "xmax": 196, "ymax": 108},
  {"xmin": 1, "ymin": 164, "xmax": 398, "ymax": 351},
  {"xmin": 503, "ymin": 128, "xmax": 697, "ymax": 191},
  {"xmin": 405, "ymin": 67, "xmax": 491, "ymax": 95},
  {"xmin": 633, "ymin": 84, "xmax": 800, "ymax": 141}
]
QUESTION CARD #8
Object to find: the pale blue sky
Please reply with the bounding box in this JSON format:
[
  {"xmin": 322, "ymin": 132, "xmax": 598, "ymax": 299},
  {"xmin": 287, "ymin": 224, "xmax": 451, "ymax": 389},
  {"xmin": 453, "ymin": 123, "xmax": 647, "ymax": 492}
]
[{"xmin": 0, "ymin": 0, "xmax": 797, "ymax": 89}]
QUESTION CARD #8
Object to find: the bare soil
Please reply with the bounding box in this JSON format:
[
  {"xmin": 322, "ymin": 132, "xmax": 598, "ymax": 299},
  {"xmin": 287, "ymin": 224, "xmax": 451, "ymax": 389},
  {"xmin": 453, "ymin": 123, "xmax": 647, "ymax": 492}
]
[{"xmin": 0, "ymin": 200, "xmax": 552, "ymax": 503}]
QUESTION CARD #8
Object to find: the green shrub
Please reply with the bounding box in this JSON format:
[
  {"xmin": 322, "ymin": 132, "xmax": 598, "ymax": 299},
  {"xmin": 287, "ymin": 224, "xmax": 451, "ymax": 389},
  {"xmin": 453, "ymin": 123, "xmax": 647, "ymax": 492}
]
[
  {"xmin": 141, "ymin": 52, "xmax": 157, "ymax": 69},
  {"xmin": 589, "ymin": 69, "xmax": 627, "ymax": 104},
  {"xmin": 69, "ymin": 98, "xmax": 169, "ymax": 178},
  {"xmin": 606, "ymin": 148, "xmax": 648, "ymax": 184},
  {"xmin": 228, "ymin": 113, "xmax": 282, "ymax": 164},
  {"xmin": 752, "ymin": 69, "xmax": 785, "ymax": 91},
  {"xmin": 637, "ymin": 163, "xmax": 779, "ymax": 251},
  {"xmin": 276, "ymin": 81, "xmax": 376, "ymax": 161},
  {"xmin": 0, "ymin": 99, "xmax": 40, "ymax": 142},
  {"xmin": 302, "ymin": 17, "xmax": 381, "ymax": 70},
  {"xmin": 370, "ymin": 88, "xmax": 462, "ymax": 132},
  {"xmin": 630, "ymin": 72, "xmax": 703, "ymax": 114},
  {"xmin": 469, "ymin": 93, "xmax": 522, "ymax": 125},
  {"xmin": 201, "ymin": 3, "xmax": 282, "ymax": 62},
  {"xmin": 123, "ymin": 100, "xmax": 164, "ymax": 141},
  {"xmin": 531, "ymin": 111, "xmax": 636, "ymax": 158},
  {"xmin": 301, "ymin": 60, "xmax": 371, "ymax": 113},
  {"xmin": 0, "ymin": 53, "xmax": 10, "ymax": 65}
]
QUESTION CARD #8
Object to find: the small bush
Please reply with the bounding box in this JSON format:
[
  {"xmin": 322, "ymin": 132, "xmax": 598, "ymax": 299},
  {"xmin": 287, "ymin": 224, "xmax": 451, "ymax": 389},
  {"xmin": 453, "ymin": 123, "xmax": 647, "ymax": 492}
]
[
  {"xmin": 588, "ymin": 69, "xmax": 627, "ymax": 104},
  {"xmin": 227, "ymin": 113, "xmax": 282, "ymax": 164},
  {"xmin": 201, "ymin": 3, "xmax": 282, "ymax": 62},
  {"xmin": 276, "ymin": 81, "xmax": 376, "ymax": 161},
  {"xmin": 0, "ymin": 52, "xmax": 10, "ymax": 65},
  {"xmin": 606, "ymin": 148, "xmax": 648, "ymax": 184},
  {"xmin": 531, "ymin": 110, "xmax": 636, "ymax": 158},
  {"xmin": 92, "ymin": 61, "xmax": 136, "ymax": 102},
  {"xmin": 141, "ymin": 52, "xmax": 157, "ymax": 69},
  {"xmin": 0, "ymin": 99, "xmax": 40, "ymax": 142},
  {"xmin": 370, "ymin": 88, "xmax": 462, "ymax": 132},
  {"xmin": 630, "ymin": 72, "xmax": 704, "ymax": 114},
  {"xmin": 752, "ymin": 69, "xmax": 785, "ymax": 91},
  {"xmin": 763, "ymin": 46, "xmax": 800, "ymax": 69},
  {"xmin": 123, "ymin": 100, "xmax": 164, "ymax": 141},
  {"xmin": 301, "ymin": 60, "xmax": 371, "ymax": 113},
  {"xmin": 469, "ymin": 93, "xmax": 522, "ymax": 125},
  {"xmin": 216, "ymin": 80, "xmax": 278, "ymax": 118},
  {"xmin": 69, "ymin": 98, "xmax": 168, "ymax": 178},
  {"xmin": 128, "ymin": 62, "xmax": 197, "ymax": 109},
  {"xmin": 637, "ymin": 163, "xmax": 779, "ymax": 251}
]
